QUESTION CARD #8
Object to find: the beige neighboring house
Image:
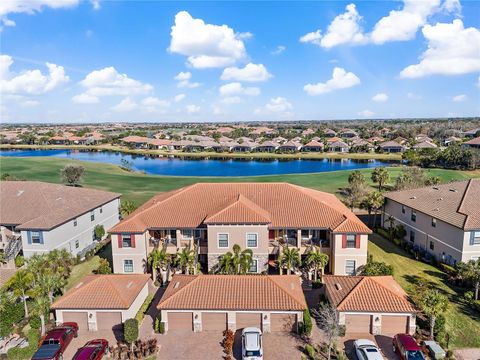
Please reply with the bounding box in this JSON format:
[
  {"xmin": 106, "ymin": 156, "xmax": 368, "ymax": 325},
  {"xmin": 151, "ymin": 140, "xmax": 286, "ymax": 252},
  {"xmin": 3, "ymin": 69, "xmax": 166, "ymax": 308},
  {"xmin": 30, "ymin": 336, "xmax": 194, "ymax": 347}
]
[
  {"xmin": 383, "ymin": 179, "xmax": 480, "ymax": 264},
  {"xmin": 0, "ymin": 181, "xmax": 120, "ymax": 260},
  {"xmin": 158, "ymin": 274, "xmax": 306, "ymax": 333},
  {"xmin": 323, "ymin": 275, "xmax": 416, "ymax": 335},
  {"xmin": 109, "ymin": 183, "xmax": 371, "ymax": 276},
  {"xmin": 51, "ymin": 274, "xmax": 150, "ymax": 332}
]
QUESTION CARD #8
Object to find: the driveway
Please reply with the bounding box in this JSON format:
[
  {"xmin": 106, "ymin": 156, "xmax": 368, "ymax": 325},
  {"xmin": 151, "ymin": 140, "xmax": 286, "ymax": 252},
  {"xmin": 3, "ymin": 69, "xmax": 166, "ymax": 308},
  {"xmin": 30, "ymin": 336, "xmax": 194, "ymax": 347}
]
[
  {"xmin": 62, "ymin": 329, "xmax": 121, "ymax": 360},
  {"xmin": 341, "ymin": 333, "xmax": 398, "ymax": 360}
]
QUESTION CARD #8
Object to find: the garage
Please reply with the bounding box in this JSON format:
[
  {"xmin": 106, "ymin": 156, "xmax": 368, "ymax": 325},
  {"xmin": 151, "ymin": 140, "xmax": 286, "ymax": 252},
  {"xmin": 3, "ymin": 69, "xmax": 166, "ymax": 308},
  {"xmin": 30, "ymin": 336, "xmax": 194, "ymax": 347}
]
[
  {"xmin": 168, "ymin": 312, "xmax": 193, "ymax": 332},
  {"xmin": 236, "ymin": 313, "xmax": 262, "ymax": 330},
  {"xmin": 97, "ymin": 312, "xmax": 122, "ymax": 331},
  {"xmin": 62, "ymin": 312, "xmax": 88, "ymax": 330},
  {"xmin": 202, "ymin": 313, "xmax": 227, "ymax": 331},
  {"xmin": 271, "ymin": 313, "xmax": 296, "ymax": 332},
  {"xmin": 345, "ymin": 314, "xmax": 371, "ymax": 333},
  {"xmin": 381, "ymin": 315, "xmax": 408, "ymax": 335}
]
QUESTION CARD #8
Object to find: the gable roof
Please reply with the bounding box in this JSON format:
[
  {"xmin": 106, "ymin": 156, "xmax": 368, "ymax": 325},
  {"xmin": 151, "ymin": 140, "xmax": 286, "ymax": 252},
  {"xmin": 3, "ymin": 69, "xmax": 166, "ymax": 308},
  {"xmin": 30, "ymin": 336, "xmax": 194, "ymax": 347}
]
[
  {"xmin": 109, "ymin": 183, "xmax": 371, "ymax": 234},
  {"xmin": 324, "ymin": 275, "xmax": 415, "ymax": 313},
  {"xmin": 0, "ymin": 181, "xmax": 120, "ymax": 230},
  {"xmin": 158, "ymin": 275, "xmax": 307, "ymax": 311},
  {"xmin": 51, "ymin": 274, "xmax": 150, "ymax": 310},
  {"xmin": 379, "ymin": 140, "xmax": 403, "ymax": 148}
]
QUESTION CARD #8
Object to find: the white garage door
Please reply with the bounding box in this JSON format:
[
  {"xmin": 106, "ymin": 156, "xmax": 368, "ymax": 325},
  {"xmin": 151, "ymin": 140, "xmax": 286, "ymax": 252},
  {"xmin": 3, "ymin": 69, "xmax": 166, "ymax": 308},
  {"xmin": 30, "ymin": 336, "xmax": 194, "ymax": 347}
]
[{"xmin": 345, "ymin": 314, "xmax": 371, "ymax": 334}]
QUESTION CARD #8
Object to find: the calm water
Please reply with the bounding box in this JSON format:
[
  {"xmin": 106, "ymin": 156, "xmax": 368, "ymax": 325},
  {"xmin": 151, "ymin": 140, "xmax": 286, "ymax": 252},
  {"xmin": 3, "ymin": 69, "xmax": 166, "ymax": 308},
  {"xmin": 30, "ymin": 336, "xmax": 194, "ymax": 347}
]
[{"xmin": 0, "ymin": 149, "xmax": 399, "ymax": 177}]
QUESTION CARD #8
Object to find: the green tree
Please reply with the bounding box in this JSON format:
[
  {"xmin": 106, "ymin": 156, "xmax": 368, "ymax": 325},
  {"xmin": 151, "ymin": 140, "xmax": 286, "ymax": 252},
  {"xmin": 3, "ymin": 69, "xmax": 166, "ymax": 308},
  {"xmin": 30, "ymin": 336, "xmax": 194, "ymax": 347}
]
[
  {"xmin": 148, "ymin": 248, "xmax": 168, "ymax": 282},
  {"xmin": 348, "ymin": 170, "xmax": 365, "ymax": 185},
  {"xmin": 278, "ymin": 246, "xmax": 301, "ymax": 275},
  {"xmin": 8, "ymin": 270, "xmax": 33, "ymax": 318},
  {"xmin": 123, "ymin": 318, "xmax": 139, "ymax": 352},
  {"xmin": 32, "ymin": 294, "xmax": 50, "ymax": 336},
  {"xmin": 232, "ymin": 244, "xmax": 253, "ymax": 274},
  {"xmin": 217, "ymin": 252, "xmax": 234, "ymax": 274},
  {"xmin": 305, "ymin": 246, "xmax": 329, "ymax": 281},
  {"xmin": 417, "ymin": 289, "xmax": 449, "ymax": 340},
  {"xmin": 60, "ymin": 164, "xmax": 85, "ymax": 186},
  {"xmin": 361, "ymin": 255, "xmax": 394, "ymax": 276},
  {"xmin": 362, "ymin": 191, "xmax": 384, "ymax": 227},
  {"xmin": 94, "ymin": 258, "xmax": 112, "ymax": 274},
  {"xmin": 176, "ymin": 248, "xmax": 195, "ymax": 274},
  {"xmin": 457, "ymin": 259, "xmax": 480, "ymax": 300},
  {"xmin": 94, "ymin": 225, "xmax": 105, "ymax": 240},
  {"xmin": 371, "ymin": 167, "xmax": 390, "ymax": 191},
  {"xmin": 120, "ymin": 200, "xmax": 137, "ymax": 218}
]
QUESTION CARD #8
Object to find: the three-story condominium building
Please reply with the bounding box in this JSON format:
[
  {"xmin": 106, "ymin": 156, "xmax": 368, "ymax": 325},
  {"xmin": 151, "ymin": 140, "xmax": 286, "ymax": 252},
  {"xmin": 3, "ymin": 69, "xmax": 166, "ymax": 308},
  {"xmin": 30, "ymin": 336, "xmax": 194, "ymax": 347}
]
[
  {"xmin": 383, "ymin": 179, "xmax": 480, "ymax": 264},
  {"xmin": 109, "ymin": 183, "xmax": 371, "ymax": 275}
]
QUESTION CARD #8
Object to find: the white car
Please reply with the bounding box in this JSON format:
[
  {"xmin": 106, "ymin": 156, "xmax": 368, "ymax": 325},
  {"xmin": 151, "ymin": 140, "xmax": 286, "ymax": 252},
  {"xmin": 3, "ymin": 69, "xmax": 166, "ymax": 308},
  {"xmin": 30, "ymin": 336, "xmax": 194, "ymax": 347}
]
[
  {"xmin": 242, "ymin": 327, "xmax": 263, "ymax": 360},
  {"xmin": 354, "ymin": 339, "xmax": 384, "ymax": 360}
]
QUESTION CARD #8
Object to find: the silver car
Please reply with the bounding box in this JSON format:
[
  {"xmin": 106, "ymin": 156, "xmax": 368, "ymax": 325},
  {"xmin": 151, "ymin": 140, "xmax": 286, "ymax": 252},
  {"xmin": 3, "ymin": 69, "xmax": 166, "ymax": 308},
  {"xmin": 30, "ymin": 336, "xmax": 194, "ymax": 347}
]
[
  {"xmin": 242, "ymin": 327, "xmax": 263, "ymax": 360},
  {"xmin": 354, "ymin": 339, "xmax": 384, "ymax": 360}
]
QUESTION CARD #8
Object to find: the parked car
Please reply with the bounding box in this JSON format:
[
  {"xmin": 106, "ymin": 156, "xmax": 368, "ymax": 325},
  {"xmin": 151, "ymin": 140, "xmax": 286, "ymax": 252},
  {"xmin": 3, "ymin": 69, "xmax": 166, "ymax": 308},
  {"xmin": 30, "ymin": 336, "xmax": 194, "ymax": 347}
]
[
  {"xmin": 354, "ymin": 339, "xmax": 384, "ymax": 360},
  {"xmin": 72, "ymin": 339, "xmax": 109, "ymax": 360},
  {"xmin": 393, "ymin": 334, "xmax": 425, "ymax": 360},
  {"xmin": 242, "ymin": 327, "xmax": 263, "ymax": 360},
  {"xmin": 32, "ymin": 322, "xmax": 78, "ymax": 360}
]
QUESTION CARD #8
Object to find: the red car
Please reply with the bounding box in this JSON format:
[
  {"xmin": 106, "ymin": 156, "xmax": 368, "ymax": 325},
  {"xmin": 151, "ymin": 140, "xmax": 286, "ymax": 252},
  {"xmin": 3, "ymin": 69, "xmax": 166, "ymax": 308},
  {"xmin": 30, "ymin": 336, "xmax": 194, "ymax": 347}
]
[
  {"xmin": 32, "ymin": 322, "xmax": 78, "ymax": 360},
  {"xmin": 393, "ymin": 334, "xmax": 425, "ymax": 360},
  {"xmin": 72, "ymin": 339, "xmax": 109, "ymax": 360}
]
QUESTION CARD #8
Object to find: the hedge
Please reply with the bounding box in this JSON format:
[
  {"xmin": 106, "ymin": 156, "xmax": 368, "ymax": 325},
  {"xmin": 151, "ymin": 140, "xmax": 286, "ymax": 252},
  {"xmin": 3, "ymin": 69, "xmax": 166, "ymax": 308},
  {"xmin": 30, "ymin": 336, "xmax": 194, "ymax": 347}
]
[{"xmin": 135, "ymin": 293, "xmax": 155, "ymax": 323}]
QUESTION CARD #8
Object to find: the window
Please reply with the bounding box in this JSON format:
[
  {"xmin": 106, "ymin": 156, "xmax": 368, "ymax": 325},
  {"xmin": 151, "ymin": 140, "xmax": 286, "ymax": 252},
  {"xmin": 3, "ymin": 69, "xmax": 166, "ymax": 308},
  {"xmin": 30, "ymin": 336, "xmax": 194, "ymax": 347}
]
[
  {"xmin": 432, "ymin": 218, "xmax": 437, "ymax": 227},
  {"xmin": 90, "ymin": 210, "xmax": 95, "ymax": 221},
  {"xmin": 473, "ymin": 232, "xmax": 480, "ymax": 245},
  {"xmin": 181, "ymin": 229, "xmax": 193, "ymax": 239},
  {"xmin": 246, "ymin": 233, "xmax": 258, "ymax": 248},
  {"xmin": 430, "ymin": 241, "xmax": 434, "ymax": 250},
  {"xmin": 301, "ymin": 230, "xmax": 309, "ymax": 240},
  {"xmin": 346, "ymin": 234, "xmax": 356, "ymax": 248},
  {"xmin": 73, "ymin": 218, "xmax": 77, "ymax": 227},
  {"xmin": 410, "ymin": 230, "xmax": 415, "ymax": 243},
  {"xmin": 122, "ymin": 234, "xmax": 132, "ymax": 248},
  {"xmin": 402, "ymin": 205, "xmax": 406, "ymax": 214},
  {"xmin": 31, "ymin": 231, "xmax": 41, "ymax": 244},
  {"xmin": 123, "ymin": 260, "xmax": 134, "ymax": 273},
  {"xmin": 345, "ymin": 260, "xmax": 356, "ymax": 275},
  {"xmin": 75, "ymin": 240, "xmax": 79, "ymax": 249},
  {"xmin": 99, "ymin": 206, "xmax": 103, "ymax": 214},
  {"xmin": 411, "ymin": 210, "xmax": 416, "ymax": 222},
  {"xmin": 218, "ymin": 233, "xmax": 229, "ymax": 248},
  {"xmin": 248, "ymin": 259, "xmax": 258, "ymax": 273}
]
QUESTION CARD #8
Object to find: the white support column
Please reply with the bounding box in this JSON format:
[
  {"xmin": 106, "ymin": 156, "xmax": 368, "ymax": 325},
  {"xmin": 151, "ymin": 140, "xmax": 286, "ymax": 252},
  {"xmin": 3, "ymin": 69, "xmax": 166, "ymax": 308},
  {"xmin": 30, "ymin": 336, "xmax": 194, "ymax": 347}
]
[
  {"xmin": 161, "ymin": 310, "xmax": 168, "ymax": 333},
  {"xmin": 193, "ymin": 311, "xmax": 202, "ymax": 332},
  {"xmin": 262, "ymin": 312, "xmax": 271, "ymax": 333},
  {"xmin": 227, "ymin": 311, "xmax": 236, "ymax": 332},
  {"xmin": 297, "ymin": 229, "xmax": 302, "ymax": 248},
  {"xmin": 372, "ymin": 314, "xmax": 381, "ymax": 335}
]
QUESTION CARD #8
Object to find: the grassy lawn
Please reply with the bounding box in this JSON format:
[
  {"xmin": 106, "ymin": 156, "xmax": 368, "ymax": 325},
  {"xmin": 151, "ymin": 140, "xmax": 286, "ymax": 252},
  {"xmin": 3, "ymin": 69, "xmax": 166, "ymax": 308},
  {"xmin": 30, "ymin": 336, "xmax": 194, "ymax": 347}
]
[
  {"xmin": 1, "ymin": 156, "xmax": 478, "ymax": 206},
  {"xmin": 368, "ymin": 234, "xmax": 480, "ymax": 349},
  {"xmin": 65, "ymin": 255, "xmax": 100, "ymax": 290}
]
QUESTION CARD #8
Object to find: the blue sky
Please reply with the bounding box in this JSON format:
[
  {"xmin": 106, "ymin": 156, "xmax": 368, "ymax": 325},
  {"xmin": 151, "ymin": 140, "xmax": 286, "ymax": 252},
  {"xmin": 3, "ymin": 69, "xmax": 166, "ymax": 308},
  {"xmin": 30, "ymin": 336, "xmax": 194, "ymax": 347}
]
[{"xmin": 1, "ymin": 0, "xmax": 479, "ymax": 123}]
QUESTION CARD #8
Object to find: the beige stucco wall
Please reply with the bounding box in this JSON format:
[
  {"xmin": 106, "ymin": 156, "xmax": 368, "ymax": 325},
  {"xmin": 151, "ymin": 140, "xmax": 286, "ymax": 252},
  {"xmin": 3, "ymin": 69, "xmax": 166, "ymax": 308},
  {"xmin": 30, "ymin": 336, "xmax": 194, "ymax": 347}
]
[
  {"xmin": 332, "ymin": 233, "xmax": 368, "ymax": 275},
  {"xmin": 206, "ymin": 224, "xmax": 269, "ymax": 253},
  {"xmin": 112, "ymin": 232, "xmax": 148, "ymax": 274}
]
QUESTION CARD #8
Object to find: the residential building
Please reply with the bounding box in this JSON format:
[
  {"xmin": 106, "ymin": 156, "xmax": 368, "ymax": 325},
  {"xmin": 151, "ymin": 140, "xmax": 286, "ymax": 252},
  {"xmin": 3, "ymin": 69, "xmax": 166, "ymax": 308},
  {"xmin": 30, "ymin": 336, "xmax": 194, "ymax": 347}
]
[
  {"xmin": 109, "ymin": 183, "xmax": 371, "ymax": 276},
  {"xmin": 379, "ymin": 140, "xmax": 405, "ymax": 153},
  {"xmin": 158, "ymin": 274, "xmax": 306, "ymax": 333},
  {"xmin": 323, "ymin": 275, "xmax": 416, "ymax": 335},
  {"xmin": 0, "ymin": 181, "xmax": 120, "ymax": 259},
  {"xmin": 302, "ymin": 140, "xmax": 324, "ymax": 152},
  {"xmin": 383, "ymin": 179, "xmax": 480, "ymax": 264},
  {"xmin": 413, "ymin": 141, "xmax": 438, "ymax": 150},
  {"xmin": 328, "ymin": 140, "xmax": 350, "ymax": 152},
  {"xmin": 463, "ymin": 137, "xmax": 480, "ymax": 149}
]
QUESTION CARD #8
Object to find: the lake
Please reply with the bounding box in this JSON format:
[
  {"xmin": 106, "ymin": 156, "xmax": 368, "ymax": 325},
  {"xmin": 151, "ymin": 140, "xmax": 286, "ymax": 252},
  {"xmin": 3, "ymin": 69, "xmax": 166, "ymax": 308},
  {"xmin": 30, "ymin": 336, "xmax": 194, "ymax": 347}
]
[{"xmin": 0, "ymin": 149, "xmax": 399, "ymax": 177}]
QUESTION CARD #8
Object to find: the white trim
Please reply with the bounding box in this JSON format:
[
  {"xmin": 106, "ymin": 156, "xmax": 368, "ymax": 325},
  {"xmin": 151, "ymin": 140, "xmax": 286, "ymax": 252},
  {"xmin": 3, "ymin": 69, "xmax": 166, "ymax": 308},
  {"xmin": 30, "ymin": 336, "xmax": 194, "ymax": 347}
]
[
  {"xmin": 218, "ymin": 233, "xmax": 229, "ymax": 248},
  {"xmin": 123, "ymin": 259, "xmax": 134, "ymax": 273},
  {"xmin": 246, "ymin": 233, "xmax": 258, "ymax": 249}
]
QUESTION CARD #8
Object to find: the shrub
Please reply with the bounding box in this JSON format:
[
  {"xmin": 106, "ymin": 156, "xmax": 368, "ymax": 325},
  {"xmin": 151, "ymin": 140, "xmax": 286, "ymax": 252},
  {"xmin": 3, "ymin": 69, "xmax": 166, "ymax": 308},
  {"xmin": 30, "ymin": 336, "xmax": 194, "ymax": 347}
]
[
  {"xmin": 94, "ymin": 258, "xmax": 112, "ymax": 274},
  {"xmin": 135, "ymin": 294, "xmax": 154, "ymax": 323},
  {"xmin": 304, "ymin": 344, "xmax": 316, "ymax": 359},
  {"xmin": 361, "ymin": 255, "xmax": 394, "ymax": 276},
  {"xmin": 439, "ymin": 263, "xmax": 457, "ymax": 277},
  {"xmin": 464, "ymin": 291, "xmax": 474, "ymax": 304},
  {"xmin": 338, "ymin": 325, "xmax": 346, "ymax": 337},
  {"xmin": 300, "ymin": 309, "xmax": 312, "ymax": 336},
  {"xmin": 158, "ymin": 321, "xmax": 165, "ymax": 334},
  {"xmin": 14, "ymin": 255, "xmax": 24, "ymax": 268},
  {"xmin": 311, "ymin": 280, "xmax": 322, "ymax": 289},
  {"xmin": 94, "ymin": 225, "xmax": 105, "ymax": 240},
  {"xmin": 0, "ymin": 301, "xmax": 25, "ymax": 337},
  {"xmin": 434, "ymin": 314, "xmax": 446, "ymax": 344},
  {"xmin": 123, "ymin": 318, "xmax": 139, "ymax": 347},
  {"xmin": 376, "ymin": 228, "xmax": 389, "ymax": 239},
  {"xmin": 7, "ymin": 329, "xmax": 39, "ymax": 360},
  {"xmin": 29, "ymin": 315, "xmax": 41, "ymax": 330},
  {"xmin": 222, "ymin": 329, "xmax": 234, "ymax": 355}
]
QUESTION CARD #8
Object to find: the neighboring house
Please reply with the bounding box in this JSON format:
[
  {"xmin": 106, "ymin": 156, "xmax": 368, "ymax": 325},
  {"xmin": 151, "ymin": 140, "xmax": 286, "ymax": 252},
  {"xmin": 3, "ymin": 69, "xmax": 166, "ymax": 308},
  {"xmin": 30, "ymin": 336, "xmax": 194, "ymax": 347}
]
[
  {"xmin": 302, "ymin": 140, "xmax": 324, "ymax": 152},
  {"xmin": 109, "ymin": 183, "xmax": 371, "ymax": 276},
  {"xmin": 463, "ymin": 137, "xmax": 480, "ymax": 149},
  {"xmin": 255, "ymin": 141, "xmax": 279, "ymax": 152},
  {"xmin": 443, "ymin": 136, "xmax": 462, "ymax": 146},
  {"xmin": 413, "ymin": 141, "xmax": 438, "ymax": 150},
  {"xmin": 383, "ymin": 179, "xmax": 480, "ymax": 264},
  {"xmin": 378, "ymin": 140, "xmax": 405, "ymax": 153},
  {"xmin": 324, "ymin": 129, "xmax": 337, "ymax": 138},
  {"xmin": 278, "ymin": 140, "xmax": 301, "ymax": 153},
  {"xmin": 328, "ymin": 141, "xmax": 350, "ymax": 153},
  {"xmin": 120, "ymin": 136, "xmax": 151, "ymax": 149},
  {"xmin": 464, "ymin": 129, "xmax": 480, "ymax": 138},
  {"xmin": 51, "ymin": 274, "xmax": 150, "ymax": 332},
  {"xmin": 340, "ymin": 129, "xmax": 358, "ymax": 138},
  {"xmin": 0, "ymin": 181, "xmax": 120, "ymax": 259},
  {"xmin": 157, "ymin": 274, "xmax": 306, "ymax": 333},
  {"xmin": 323, "ymin": 275, "xmax": 416, "ymax": 335}
]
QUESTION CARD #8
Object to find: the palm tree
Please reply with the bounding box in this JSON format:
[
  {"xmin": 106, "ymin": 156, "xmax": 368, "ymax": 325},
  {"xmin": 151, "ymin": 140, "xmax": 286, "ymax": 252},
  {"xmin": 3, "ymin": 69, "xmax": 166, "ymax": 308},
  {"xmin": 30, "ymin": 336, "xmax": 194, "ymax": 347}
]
[
  {"xmin": 148, "ymin": 249, "xmax": 168, "ymax": 282},
  {"xmin": 232, "ymin": 245, "xmax": 254, "ymax": 274},
  {"xmin": 8, "ymin": 269, "xmax": 33, "ymax": 318},
  {"xmin": 120, "ymin": 200, "xmax": 137, "ymax": 218},
  {"xmin": 47, "ymin": 249, "xmax": 74, "ymax": 279},
  {"xmin": 32, "ymin": 293, "xmax": 50, "ymax": 336},
  {"xmin": 305, "ymin": 246, "xmax": 329, "ymax": 281},
  {"xmin": 36, "ymin": 272, "xmax": 65, "ymax": 304},
  {"xmin": 371, "ymin": 167, "xmax": 390, "ymax": 191},
  {"xmin": 176, "ymin": 248, "xmax": 195, "ymax": 274},
  {"xmin": 417, "ymin": 289, "xmax": 448, "ymax": 339},
  {"xmin": 218, "ymin": 252, "xmax": 234, "ymax": 274},
  {"xmin": 364, "ymin": 191, "xmax": 384, "ymax": 227},
  {"xmin": 278, "ymin": 246, "xmax": 301, "ymax": 275},
  {"xmin": 457, "ymin": 259, "xmax": 480, "ymax": 300}
]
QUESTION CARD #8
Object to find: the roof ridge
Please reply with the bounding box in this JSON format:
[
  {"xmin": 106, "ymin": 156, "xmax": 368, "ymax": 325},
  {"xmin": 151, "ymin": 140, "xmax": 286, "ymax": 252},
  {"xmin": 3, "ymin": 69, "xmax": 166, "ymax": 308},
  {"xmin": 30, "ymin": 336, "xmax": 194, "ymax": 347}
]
[
  {"xmin": 204, "ymin": 194, "xmax": 270, "ymax": 223},
  {"xmin": 368, "ymin": 276, "xmax": 413, "ymax": 306},
  {"xmin": 267, "ymin": 276, "xmax": 306, "ymax": 309},
  {"xmin": 158, "ymin": 275, "xmax": 199, "ymax": 307},
  {"xmin": 107, "ymin": 276, "xmax": 130, "ymax": 308},
  {"xmin": 336, "ymin": 277, "xmax": 366, "ymax": 310},
  {"xmin": 457, "ymin": 179, "xmax": 473, "ymax": 228},
  {"xmin": 52, "ymin": 275, "xmax": 97, "ymax": 308}
]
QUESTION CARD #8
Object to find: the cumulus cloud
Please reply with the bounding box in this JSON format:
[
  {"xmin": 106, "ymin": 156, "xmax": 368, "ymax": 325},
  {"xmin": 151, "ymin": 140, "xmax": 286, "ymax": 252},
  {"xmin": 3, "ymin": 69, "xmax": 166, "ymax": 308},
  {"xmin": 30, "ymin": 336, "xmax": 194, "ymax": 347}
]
[
  {"xmin": 111, "ymin": 97, "xmax": 137, "ymax": 112},
  {"xmin": 372, "ymin": 93, "xmax": 388, "ymax": 102},
  {"xmin": 400, "ymin": 20, "xmax": 480, "ymax": 78},
  {"xmin": 254, "ymin": 97, "xmax": 293, "ymax": 116},
  {"xmin": 221, "ymin": 96, "xmax": 242, "ymax": 104},
  {"xmin": 174, "ymin": 94, "xmax": 186, "ymax": 102},
  {"xmin": 304, "ymin": 67, "xmax": 360, "ymax": 95},
  {"xmin": 72, "ymin": 93, "xmax": 99, "ymax": 104},
  {"xmin": 169, "ymin": 11, "xmax": 247, "ymax": 68},
  {"xmin": 299, "ymin": 3, "xmax": 367, "ymax": 48},
  {"xmin": 174, "ymin": 71, "xmax": 200, "ymax": 88},
  {"xmin": 0, "ymin": 55, "xmax": 69, "ymax": 95},
  {"xmin": 186, "ymin": 104, "xmax": 200, "ymax": 113},
  {"xmin": 141, "ymin": 96, "xmax": 170, "ymax": 112},
  {"xmin": 358, "ymin": 109, "xmax": 375, "ymax": 117},
  {"xmin": 452, "ymin": 94, "xmax": 467, "ymax": 102},
  {"xmin": 221, "ymin": 63, "xmax": 272, "ymax": 82},
  {"xmin": 271, "ymin": 45, "xmax": 286, "ymax": 55},
  {"xmin": 219, "ymin": 82, "xmax": 260, "ymax": 97}
]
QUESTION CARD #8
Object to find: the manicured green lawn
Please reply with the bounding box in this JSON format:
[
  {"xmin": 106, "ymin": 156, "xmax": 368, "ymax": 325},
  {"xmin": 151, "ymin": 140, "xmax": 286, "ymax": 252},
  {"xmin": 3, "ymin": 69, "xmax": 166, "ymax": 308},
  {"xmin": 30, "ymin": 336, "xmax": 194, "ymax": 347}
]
[
  {"xmin": 65, "ymin": 255, "xmax": 100, "ymax": 290},
  {"xmin": 1, "ymin": 156, "xmax": 478, "ymax": 205},
  {"xmin": 368, "ymin": 234, "xmax": 480, "ymax": 349}
]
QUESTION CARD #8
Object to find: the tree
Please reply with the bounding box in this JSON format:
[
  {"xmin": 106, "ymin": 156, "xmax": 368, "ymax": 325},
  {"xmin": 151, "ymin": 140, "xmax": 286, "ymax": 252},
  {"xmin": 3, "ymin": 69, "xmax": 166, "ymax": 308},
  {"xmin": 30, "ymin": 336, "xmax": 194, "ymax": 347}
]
[
  {"xmin": 348, "ymin": 170, "xmax": 365, "ymax": 185},
  {"xmin": 311, "ymin": 303, "xmax": 341, "ymax": 359},
  {"xmin": 94, "ymin": 258, "xmax": 112, "ymax": 274},
  {"xmin": 362, "ymin": 191, "xmax": 384, "ymax": 227},
  {"xmin": 123, "ymin": 318, "xmax": 139, "ymax": 352},
  {"xmin": 94, "ymin": 225, "xmax": 105, "ymax": 240},
  {"xmin": 344, "ymin": 171, "xmax": 368, "ymax": 211},
  {"xmin": 8, "ymin": 269, "xmax": 33, "ymax": 318},
  {"xmin": 120, "ymin": 200, "xmax": 137, "ymax": 218},
  {"xmin": 457, "ymin": 259, "xmax": 480, "ymax": 300},
  {"xmin": 60, "ymin": 164, "xmax": 85, "ymax": 186},
  {"xmin": 217, "ymin": 252, "xmax": 234, "ymax": 274},
  {"xmin": 417, "ymin": 289, "xmax": 448, "ymax": 340},
  {"xmin": 32, "ymin": 294, "xmax": 50, "ymax": 336},
  {"xmin": 371, "ymin": 167, "xmax": 390, "ymax": 191},
  {"xmin": 361, "ymin": 255, "xmax": 394, "ymax": 276},
  {"xmin": 278, "ymin": 246, "xmax": 301, "ymax": 275},
  {"xmin": 232, "ymin": 244, "xmax": 253, "ymax": 274},
  {"xmin": 176, "ymin": 248, "xmax": 195, "ymax": 274},
  {"xmin": 148, "ymin": 249, "xmax": 167, "ymax": 282},
  {"xmin": 305, "ymin": 246, "xmax": 329, "ymax": 281}
]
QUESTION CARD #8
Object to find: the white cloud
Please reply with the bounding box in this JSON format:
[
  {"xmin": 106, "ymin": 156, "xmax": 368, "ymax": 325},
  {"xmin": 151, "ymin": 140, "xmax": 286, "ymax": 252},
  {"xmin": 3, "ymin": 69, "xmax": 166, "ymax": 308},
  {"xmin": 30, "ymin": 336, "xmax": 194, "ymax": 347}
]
[
  {"xmin": 174, "ymin": 94, "xmax": 186, "ymax": 102},
  {"xmin": 221, "ymin": 63, "xmax": 272, "ymax": 82},
  {"xmin": 452, "ymin": 94, "xmax": 467, "ymax": 102},
  {"xmin": 141, "ymin": 97, "xmax": 170, "ymax": 112},
  {"xmin": 90, "ymin": 0, "xmax": 101, "ymax": 10},
  {"xmin": 174, "ymin": 71, "xmax": 200, "ymax": 88},
  {"xmin": 186, "ymin": 104, "xmax": 200, "ymax": 113},
  {"xmin": 372, "ymin": 93, "xmax": 388, "ymax": 102},
  {"xmin": 219, "ymin": 82, "xmax": 260, "ymax": 97},
  {"xmin": 304, "ymin": 67, "xmax": 360, "ymax": 95},
  {"xmin": 21, "ymin": 99, "xmax": 39, "ymax": 107},
  {"xmin": 441, "ymin": 0, "xmax": 461, "ymax": 16},
  {"xmin": 0, "ymin": 55, "xmax": 69, "ymax": 95},
  {"xmin": 111, "ymin": 97, "xmax": 137, "ymax": 112},
  {"xmin": 400, "ymin": 20, "xmax": 480, "ymax": 78},
  {"xmin": 255, "ymin": 97, "xmax": 293, "ymax": 116},
  {"xmin": 221, "ymin": 96, "xmax": 242, "ymax": 104},
  {"xmin": 271, "ymin": 45, "xmax": 286, "ymax": 55},
  {"xmin": 72, "ymin": 93, "xmax": 99, "ymax": 104},
  {"xmin": 358, "ymin": 109, "xmax": 375, "ymax": 117},
  {"xmin": 299, "ymin": 4, "xmax": 367, "ymax": 48},
  {"xmin": 169, "ymin": 11, "xmax": 247, "ymax": 68},
  {"xmin": 407, "ymin": 92, "xmax": 422, "ymax": 100}
]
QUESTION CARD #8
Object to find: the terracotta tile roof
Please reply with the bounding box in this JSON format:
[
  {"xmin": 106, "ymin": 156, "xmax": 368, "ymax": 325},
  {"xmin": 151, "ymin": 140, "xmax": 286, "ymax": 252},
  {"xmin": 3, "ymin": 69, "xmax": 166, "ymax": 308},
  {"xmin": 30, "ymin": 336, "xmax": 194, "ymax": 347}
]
[
  {"xmin": 158, "ymin": 275, "xmax": 307, "ymax": 311},
  {"xmin": 413, "ymin": 141, "xmax": 437, "ymax": 149},
  {"xmin": 0, "ymin": 181, "xmax": 120, "ymax": 230},
  {"xmin": 324, "ymin": 275, "xmax": 416, "ymax": 313},
  {"xmin": 385, "ymin": 179, "xmax": 480, "ymax": 230},
  {"xmin": 109, "ymin": 183, "xmax": 371, "ymax": 234},
  {"xmin": 0, "ymin": 268, "xmax": 17, "ymax": 288},
  {"xmin": 51, "ymin": 274, "xmax": 150, "ymax": 310},
  {"xmin": 379, "ymin": 140, "xmax": 404, "ymax": 148},
  {"xmin": 464, "ymin": 136, "xmax": 480, "ymax": 145},
  {"xmin": 304, "ymin": 140, "xmax": 324, "ymax": 147}
]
